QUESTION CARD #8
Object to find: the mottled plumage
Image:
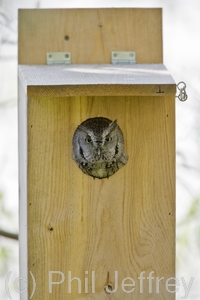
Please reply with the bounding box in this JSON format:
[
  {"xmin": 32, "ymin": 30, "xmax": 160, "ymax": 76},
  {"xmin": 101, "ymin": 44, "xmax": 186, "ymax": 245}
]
[{"xmin": 72, "ymin": 117, "xmax": 128, "ymax": 179}]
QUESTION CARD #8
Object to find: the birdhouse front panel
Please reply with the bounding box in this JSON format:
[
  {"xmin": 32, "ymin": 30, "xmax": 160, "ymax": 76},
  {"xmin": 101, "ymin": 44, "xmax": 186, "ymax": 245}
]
[{"xmin": 18, "ymin": 8, "xmax": 176, "ymax": 300}]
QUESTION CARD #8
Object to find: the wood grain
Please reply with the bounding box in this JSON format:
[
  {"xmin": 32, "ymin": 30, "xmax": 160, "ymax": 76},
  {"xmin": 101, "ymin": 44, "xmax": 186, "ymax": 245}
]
[
  {"xmin": 27, "ymin": 95, "xmax": 175, "ymax": 299},
  {"xmin": 18, "ymin": 8, "xmax": 162, "ymax": 64}
]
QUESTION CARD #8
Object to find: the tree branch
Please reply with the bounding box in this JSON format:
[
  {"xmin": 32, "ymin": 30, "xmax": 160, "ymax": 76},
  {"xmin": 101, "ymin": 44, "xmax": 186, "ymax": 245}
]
[{"xmin": 0, "ymin": 229, "xmax": 18, "ymax": 240}]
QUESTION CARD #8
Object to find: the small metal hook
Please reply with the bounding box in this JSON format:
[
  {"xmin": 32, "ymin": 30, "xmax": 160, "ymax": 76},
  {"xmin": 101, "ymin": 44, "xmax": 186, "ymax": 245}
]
[{"xmin": 176, "ymin": 81, "xmax": 188, "ymax": 102}]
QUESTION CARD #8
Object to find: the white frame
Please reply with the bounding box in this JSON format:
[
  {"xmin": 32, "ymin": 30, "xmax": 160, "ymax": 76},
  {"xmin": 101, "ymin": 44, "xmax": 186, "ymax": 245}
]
[{"xmin": 18, "ymin": 77, "xmax": 28, "ymax": 300}]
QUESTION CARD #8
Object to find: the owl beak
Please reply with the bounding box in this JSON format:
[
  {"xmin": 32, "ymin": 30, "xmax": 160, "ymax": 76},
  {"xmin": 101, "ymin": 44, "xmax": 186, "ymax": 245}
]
[{"xmin": 97, "ymin": 148, "xmax": 101, "ymax": 156}]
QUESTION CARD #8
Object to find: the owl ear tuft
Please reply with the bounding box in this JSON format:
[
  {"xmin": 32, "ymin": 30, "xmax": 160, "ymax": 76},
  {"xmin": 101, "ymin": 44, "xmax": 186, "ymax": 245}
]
[{"xmin": 108, "ymin": 119, "xmax": 117, "ymax": 131}]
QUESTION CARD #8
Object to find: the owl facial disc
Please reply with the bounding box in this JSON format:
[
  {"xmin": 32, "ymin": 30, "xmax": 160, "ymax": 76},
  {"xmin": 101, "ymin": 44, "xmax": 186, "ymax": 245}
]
[{"xmin": 72, "ymin": 117, "xmax": 128, "ymax": 179}]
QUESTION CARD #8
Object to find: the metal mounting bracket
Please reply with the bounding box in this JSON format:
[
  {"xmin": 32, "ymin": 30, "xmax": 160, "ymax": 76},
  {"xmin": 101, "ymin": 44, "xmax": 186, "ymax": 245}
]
[
  {"xmin": 111, "ymin": 51, "xmax": 136, "ymax": 64},
  {"xmin": 47, "ymin": 52, "xmax": 71, "ymax": 65}
]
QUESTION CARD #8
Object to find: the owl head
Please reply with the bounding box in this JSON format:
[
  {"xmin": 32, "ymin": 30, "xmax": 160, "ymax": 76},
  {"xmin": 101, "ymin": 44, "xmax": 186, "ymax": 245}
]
[
  {"xmin": 72, "ymin": 117, "xmax": 128, "ymax": 178},
  {"xmin": 73, "ymin": 117, "xmax": 122, "ymax": 162}
]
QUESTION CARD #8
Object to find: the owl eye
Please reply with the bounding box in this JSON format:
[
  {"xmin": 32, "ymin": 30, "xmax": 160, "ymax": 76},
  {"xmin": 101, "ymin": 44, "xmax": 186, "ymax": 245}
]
[
  {"xmin": 85, "ymin": 136, "xmax": 92, "ymax": 143},
  {"xmin": 105, "ymin": 136, "xmax": 112, "ymax": 142}
]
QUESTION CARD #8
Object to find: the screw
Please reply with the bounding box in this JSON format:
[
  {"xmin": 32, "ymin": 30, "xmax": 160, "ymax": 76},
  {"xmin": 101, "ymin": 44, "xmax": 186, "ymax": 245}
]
[
  {"xmin": 113, "ymin": 53, "xmax": 117, "ymax": 57},
  {"xmin": 65, "ymin": 54, "xmax": 69, "ymax": 58}
]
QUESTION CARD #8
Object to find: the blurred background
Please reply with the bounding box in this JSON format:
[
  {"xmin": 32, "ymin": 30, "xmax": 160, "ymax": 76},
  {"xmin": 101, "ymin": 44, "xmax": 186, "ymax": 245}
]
[{"xmin": 0, "ymin": 0, "xmax": 200, "ymax": 299}]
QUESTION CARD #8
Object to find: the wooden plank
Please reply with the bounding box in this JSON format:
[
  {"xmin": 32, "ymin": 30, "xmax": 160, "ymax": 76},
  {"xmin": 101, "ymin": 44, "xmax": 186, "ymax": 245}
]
[
  {"xmin": 27, "ymin": 94, "xmax": 175, "ymax": 299},
  {"xmin": 27, "ymin": 84, "xmax": 175, "ymax": 97},
  {"xmin": 18, "ymin": 64, "xmax": 176, "ymax": 97},
  {"xmin": 18, "ymin": 8, "xmax": 162, "ymax": 64}
]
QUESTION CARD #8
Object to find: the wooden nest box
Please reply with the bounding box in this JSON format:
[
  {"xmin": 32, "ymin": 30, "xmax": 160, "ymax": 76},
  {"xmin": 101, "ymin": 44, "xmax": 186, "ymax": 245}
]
[{"xmin": 18, "ymin": 8, "xmax": 176, "ymax": 300}]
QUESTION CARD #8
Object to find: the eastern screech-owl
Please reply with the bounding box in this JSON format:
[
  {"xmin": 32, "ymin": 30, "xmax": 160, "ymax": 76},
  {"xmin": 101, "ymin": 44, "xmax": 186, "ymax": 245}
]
[{"xmin": 72, "ymin": 117, "xmax": 128, "ymax": 179}]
